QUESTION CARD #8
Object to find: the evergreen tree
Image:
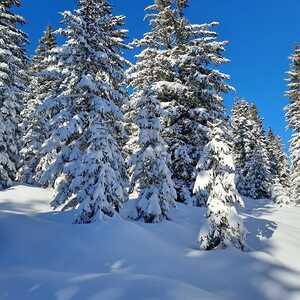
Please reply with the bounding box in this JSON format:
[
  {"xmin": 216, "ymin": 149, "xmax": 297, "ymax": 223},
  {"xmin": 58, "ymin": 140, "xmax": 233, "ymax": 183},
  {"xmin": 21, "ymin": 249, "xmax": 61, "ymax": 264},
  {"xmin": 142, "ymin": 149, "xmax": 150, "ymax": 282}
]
[
  {"xmin": 241, "ymin": 104, "xmax": 271, "ymax": 199},
  {"xmin": 285, "ymin": 46, "xmax": 300, "ymax": 205},
  {"xmin": 37, "ymin": 0, "xmax": 129, "ymax": 223},
  {"xmin": 231, "ymin": 99, "xmax": 252, "ymax": 189},
  {"xmin": 271, "ymin": 179, "xmax": 290, "ymax": 206},
  {"xmin": 31, "ymin": 25, "xmax": 57, "ymax": 69},
  {"xmin": 125, "ymin": 0, "xmax": 175, "ymax": 162},
  {"xmin": 231, "ymin": 100, "xmax": 271, "ymax": 199},
  {"xmin": 266, "ymin": 128, "xmax": 289, "ymax": 187},
  {"xmin": 127, "ymin": 0, "xmax": 232, "ymax": 204},
  {"xmin": 18, "ymin": 25, "xmax": 57, "ymax": 184},
  {"xmin": 129, "ymin": 87, "xmax": 176, "ymax": 223},
  {"xmin": 123, "ymin": 102, "xmax": 139, "ymax": 162},
  {"xmin": 0, "ymin": 0, "xmax": 27, "ymax": 189},
  {"xmin": 194, "ymin": 121, "xmax": 246, "ymax": 251}
]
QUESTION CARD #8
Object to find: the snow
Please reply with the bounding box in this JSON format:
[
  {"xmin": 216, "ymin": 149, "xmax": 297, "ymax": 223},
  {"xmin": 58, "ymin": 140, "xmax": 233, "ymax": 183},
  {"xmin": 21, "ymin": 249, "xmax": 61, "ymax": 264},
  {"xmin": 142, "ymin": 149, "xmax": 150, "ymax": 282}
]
[
  {"xmin": 193, "ymin": 169, "xmax": 211, "ymax": 193},
  {"xmin": 78, "ymin": 74, "xmax": 97, "ymax": 91},
  {"xmin": 1, "ymin": 186, "xmax": 300, "ymax": 299}
]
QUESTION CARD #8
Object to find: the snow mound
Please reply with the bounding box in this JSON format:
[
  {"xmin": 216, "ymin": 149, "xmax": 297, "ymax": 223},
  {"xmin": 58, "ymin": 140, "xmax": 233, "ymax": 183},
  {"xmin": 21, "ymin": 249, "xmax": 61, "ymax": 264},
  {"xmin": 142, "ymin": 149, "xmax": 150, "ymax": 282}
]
[{"xmin": 1, "ymin": 186, "xmax": 300, "ymax": 300}]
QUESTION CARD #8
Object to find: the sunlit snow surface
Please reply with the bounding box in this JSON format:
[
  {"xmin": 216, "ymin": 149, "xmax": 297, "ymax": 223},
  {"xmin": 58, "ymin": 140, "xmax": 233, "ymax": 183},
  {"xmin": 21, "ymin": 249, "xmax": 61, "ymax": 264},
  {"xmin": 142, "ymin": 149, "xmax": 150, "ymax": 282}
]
[{"xmin": 0, "ymin": 186, "xmax": 300, "ymax": 300}]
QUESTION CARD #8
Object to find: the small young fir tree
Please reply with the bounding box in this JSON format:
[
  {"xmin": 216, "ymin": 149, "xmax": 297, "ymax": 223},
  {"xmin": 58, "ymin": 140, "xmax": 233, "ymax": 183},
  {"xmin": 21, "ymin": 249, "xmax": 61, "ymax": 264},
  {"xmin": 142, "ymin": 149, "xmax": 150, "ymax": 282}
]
[
  {"xmin": 129, "ymin": 87, "xmax": 177, "ymax": 223},
  {"xmin": 194, "ymin": 121, "xmax": 246, "ymax": 251}
]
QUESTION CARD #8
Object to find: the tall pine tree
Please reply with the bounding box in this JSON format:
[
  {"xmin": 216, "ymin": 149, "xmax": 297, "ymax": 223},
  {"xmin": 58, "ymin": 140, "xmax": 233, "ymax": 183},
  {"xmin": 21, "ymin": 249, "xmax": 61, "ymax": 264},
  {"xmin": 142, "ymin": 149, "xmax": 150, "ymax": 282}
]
[
  {"xmin": 266, "ymin": 129, "xmax": 289, "ymax": 187},
  {"xmin": 127, "ymin": 0, "xmax": 232, "ymax": 205},
  {"xmin": 231, "ymin": 99, "xmax": 252, "ymax": 191},
  {"xmin": 126, "ymin": 1, "xmax": 177, "ymax": 222},
  {"xmin": 0, "ymin": 0, "xmax": 27, "ymax": 189},
  {"xmin": 231, "ymin": 100, "xmax": 271, "ymax": 199},
  {"xmin": 37, "ymin": 0, "xmax": 129, "ymax": 223},
  {"xmin": 18, "ymin": 25, "xmax": 57, "ymax": 184},
  {"xmin": 244, "ymin": 104, "xmax": 271, "ymax": 199},
  {"xmin": 286, "ymin": 46, "xmax": 300, "ymax": 205}
]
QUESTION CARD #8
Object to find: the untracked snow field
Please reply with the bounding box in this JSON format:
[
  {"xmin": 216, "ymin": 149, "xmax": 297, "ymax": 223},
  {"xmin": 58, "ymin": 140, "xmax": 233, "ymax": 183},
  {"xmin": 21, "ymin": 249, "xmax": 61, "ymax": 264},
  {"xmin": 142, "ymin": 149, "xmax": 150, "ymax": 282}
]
[{"xmin": 0, "ymin": 185, "xmax": 300, "ymax": 300}]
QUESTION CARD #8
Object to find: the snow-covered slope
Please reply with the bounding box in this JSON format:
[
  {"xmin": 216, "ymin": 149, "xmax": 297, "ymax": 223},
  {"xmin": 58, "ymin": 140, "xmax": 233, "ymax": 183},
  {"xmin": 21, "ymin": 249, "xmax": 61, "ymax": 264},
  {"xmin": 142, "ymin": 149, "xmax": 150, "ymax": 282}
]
[{"xmin": 0, "ymin": 186, "xmax": 300, "ymax": 300}]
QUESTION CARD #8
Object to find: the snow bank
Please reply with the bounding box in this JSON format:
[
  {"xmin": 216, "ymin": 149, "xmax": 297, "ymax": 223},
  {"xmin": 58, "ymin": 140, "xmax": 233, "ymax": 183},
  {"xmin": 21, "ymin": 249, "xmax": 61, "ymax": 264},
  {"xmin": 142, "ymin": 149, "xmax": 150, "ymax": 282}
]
[{"xmin": 0, "ymin": 186, "xmax": 300, "ymax": 300}]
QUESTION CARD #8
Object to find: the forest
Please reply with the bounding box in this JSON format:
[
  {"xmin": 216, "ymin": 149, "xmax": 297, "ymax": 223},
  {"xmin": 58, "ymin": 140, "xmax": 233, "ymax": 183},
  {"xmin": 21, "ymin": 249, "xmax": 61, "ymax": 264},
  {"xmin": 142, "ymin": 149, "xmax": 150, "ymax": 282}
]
[{"xmin": 1, "ymin": 1, "xmax": 300, "ymax": 299}]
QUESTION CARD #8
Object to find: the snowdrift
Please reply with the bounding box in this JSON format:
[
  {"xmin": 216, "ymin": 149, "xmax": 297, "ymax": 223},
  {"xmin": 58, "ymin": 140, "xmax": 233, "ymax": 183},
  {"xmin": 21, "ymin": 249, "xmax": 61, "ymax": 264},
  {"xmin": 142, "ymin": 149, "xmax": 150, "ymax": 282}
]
[{"xmin": 0, "ymin": 186, "xmax": 300, "ymax": 300}]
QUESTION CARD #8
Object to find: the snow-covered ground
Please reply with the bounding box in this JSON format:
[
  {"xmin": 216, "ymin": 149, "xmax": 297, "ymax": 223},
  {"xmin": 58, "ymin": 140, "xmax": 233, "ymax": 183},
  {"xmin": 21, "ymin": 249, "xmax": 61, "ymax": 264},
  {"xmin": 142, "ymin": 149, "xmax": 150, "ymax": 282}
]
[{"xmin": 0, "ymin": 186, "xmax": 300, "ymax": 300}]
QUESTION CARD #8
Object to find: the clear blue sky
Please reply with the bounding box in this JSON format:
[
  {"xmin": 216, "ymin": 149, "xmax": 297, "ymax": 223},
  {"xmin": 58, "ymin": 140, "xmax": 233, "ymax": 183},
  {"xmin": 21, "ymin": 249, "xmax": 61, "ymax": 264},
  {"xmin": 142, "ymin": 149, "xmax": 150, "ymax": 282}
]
[{"xmin": 18, "ymin": 0, "xmax": 300, "ymax": 150}]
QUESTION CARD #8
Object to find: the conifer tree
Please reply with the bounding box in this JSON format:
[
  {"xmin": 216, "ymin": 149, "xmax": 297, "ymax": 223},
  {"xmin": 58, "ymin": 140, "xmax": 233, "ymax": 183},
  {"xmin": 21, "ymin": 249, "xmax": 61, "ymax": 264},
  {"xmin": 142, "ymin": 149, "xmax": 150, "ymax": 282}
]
[
  {"xmin": 271, "ymin": 178, "xmax": 290, "ymax": 206},
  {"xmin": 164, "ymin": 2, "xmax": 232, "ymax": 205},
  {"xmin": 194, "ymin": 121, "xmax": 246, "ymax": 251},
  {"xmin": 123, "ymin": 102, "xmax": 139, "ymax": 162},
  {"xmin": 0, "ymin": 0, "xmax": 27, "ymax": 189},
  {"xmin": 231, "ymin": 100, "xmax": 271, "ymax": 199},
  {"xmin": 231, "ymin": 99, "xmax": 252, "ymax": 187},
  {"xmin": 31, "ymin": 25, "xmax": 57, "ymax": 69},
  {"xmin": 127, "ymin": 0, "xmax": 232, "ymax": 204},
  {"xmin": 37, "ymin": 0, "xmax": 129, "ymax": 223},
  {"xmin": 266, "ymin": 129, "xmax": 289, "ymax": 187},
  {"xmin": 128, "ymin": 87, "xmax": 177, "ymax": 223},
  {"xmin": 127, "ymin": 1, "xmax": 177, "ymax": 222},
  {"xmin": 239, "ymin": 104, "xmax": 271, "ymax": 199},
  {"xmin": 18, "ymin": 25, "xmax": 57, "ymax": 184},
  {"xmin": 286, "ymin": 46, "xmax": 300, "ymax": 204}
]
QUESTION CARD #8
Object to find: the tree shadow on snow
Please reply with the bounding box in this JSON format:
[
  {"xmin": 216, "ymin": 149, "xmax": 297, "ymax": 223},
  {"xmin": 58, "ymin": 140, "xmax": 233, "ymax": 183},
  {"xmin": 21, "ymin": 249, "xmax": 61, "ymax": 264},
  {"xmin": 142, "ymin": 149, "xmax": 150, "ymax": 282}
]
[
  {"xmin": 183, "ymin": 245, "xmax": 300, "ymax": 300},
  {"xmin": 244, "ymin": 215, "xmax": 278, "ymax": 253},
  {"xmin": 242, "ymin": 198, "xmax": 277, "ymax": 218},
  {"xmin": 1, "ymin": 195, "xmax": 300, "ymax": 300}
]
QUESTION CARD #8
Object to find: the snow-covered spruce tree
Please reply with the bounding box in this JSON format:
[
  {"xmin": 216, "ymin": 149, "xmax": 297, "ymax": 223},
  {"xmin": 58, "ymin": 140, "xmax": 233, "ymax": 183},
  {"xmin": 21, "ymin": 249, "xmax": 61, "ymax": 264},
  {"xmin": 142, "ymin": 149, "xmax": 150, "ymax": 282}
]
[
  {"xmin": 0, "ymin": 0, "xmax": 27, "ymax": 189},
  {"xmin": 38, "ymin": 0, "xmax": 129, "ymax": 223},
  {"xmin": 164, "ymin": 2, "xmax": 232, "ymax": 205},
  {"xmin": 123, "ymin": 101, "xmax": 139, "ymax": 162},
  {"xmin": 266, "ymin": 129, "xmax": 290, "ymax": 187},
  {"xmin": 18, "ymin": 25, "xmax": 57, "ymax": 185},
  {"xmin": 194, "ymin": 121, "xmax": 246, "ymax": 251},
  {"xmin": 271, "ymin": 178, "xmax": 290, "ymax": 206},
  {"xmin": 231, "ymin": 98, "xmax": 252, "ymax": 191},
  {"xmin": 286, "ymin": 46, "xmax": 300, "ymax": 205},
  {"xmin": 243, "ymin": 104, "xmax": 271, "ymax": 199},
  {"xmin": 232, "ymin": 101, "xmax": 271, "ymax": 199},
  {"xmin": 128, "ymin": 0, "xmax": 232, "ymax": 204},
  {"xmin": 125, "ymin": 0, "xmax": 175, "ymax": 164},
  {"xmin": 266, "ymin": 129, "xmax": 290, "ymax": 205},
  {"xmin": 129, "ymin": 87, "xmax": 177, "ymax": 223}
]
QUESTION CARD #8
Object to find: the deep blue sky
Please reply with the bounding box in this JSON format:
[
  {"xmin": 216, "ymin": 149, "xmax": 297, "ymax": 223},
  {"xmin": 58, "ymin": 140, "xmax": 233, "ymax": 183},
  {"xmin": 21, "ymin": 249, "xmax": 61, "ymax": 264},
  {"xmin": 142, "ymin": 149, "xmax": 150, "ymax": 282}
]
[{"xmin": 18, "ymin": 0, "xmax": 300, "ymax": 150}]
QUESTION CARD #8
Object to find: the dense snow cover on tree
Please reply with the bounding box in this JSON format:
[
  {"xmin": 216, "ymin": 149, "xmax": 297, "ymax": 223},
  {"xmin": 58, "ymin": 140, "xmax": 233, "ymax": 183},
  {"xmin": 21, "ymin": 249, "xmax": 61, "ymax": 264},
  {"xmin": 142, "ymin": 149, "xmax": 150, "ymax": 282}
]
[
  {"xmin": 18, "ymin": 25, "xmax": 57, "ymax": 185},
  {"xmin": 231, "ymin": 100, "xmax": 271, "ymax": 199},
  {"xmin": 231, "ymin": 99, "xmax": 252, "ymax": 183},
  {"xmin": 267, "ymin": 129, "xmax": 290, "ymax": 187},
  {"xmin": 194, "ymin": 121, "xmax": 246, "ymax": 250},
  {"xmin": 128, "ymin": 87, "xmax": 177, "ymax": 223},
  {"xmin": 0, "ymin": 0, "xmax": 27, "ymax": 189},
  {"xmin": 35, "ymin": 0, "xmax": 129, "ymax": 223},
  {"xmin": 271, "ymin": 179, "xmax": 291, "ymax": 206},
  {"xmin": 127, "ymin": 0, "xmax": 232, "ymax": 205},
  {"xmin": 286, "ymin": 46, "xmax": 300, "ymax": 205}
]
